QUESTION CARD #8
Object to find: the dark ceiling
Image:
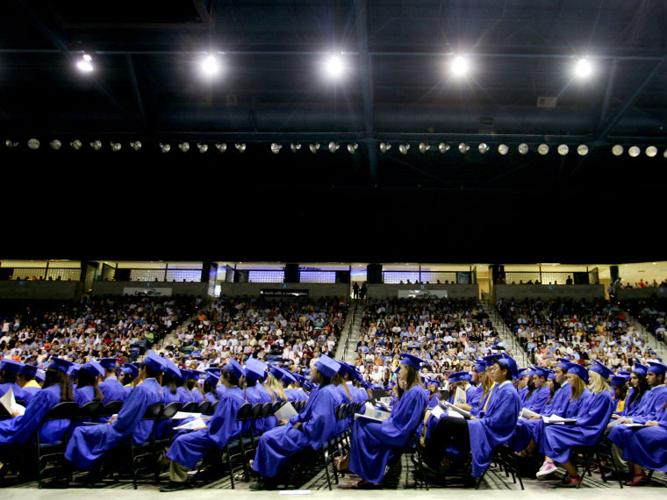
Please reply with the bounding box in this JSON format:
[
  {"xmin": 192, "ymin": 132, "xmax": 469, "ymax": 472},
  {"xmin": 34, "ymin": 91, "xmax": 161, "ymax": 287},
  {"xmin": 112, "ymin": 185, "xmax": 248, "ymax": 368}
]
[{"xmin": 0, "ymin": 0, "xmax": 666, "ymax": 263}]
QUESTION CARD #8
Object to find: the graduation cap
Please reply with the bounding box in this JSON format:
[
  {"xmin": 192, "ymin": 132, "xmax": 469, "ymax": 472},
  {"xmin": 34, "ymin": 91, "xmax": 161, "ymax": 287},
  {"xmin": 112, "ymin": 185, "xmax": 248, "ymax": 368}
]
[
  {"xmin": 205, "ymin": 367, "xmax": 222, "ymax": 377},
  {"xmin": 205, "ymin": 372, "xmax": 220, "ymax": 387},
  {"xmin": 631, "ymin": 363, "xmax": 648, "ymax": 377},
  {"xmin": 516, "ymin": 368, "xmax": 530, "ymax": 379},
  {"xmin": 81, "ymin": 360, "xmax": 105, "ymax": 378},
  {"xmin": 546, "ymin": 370, "xmax": 556, "ymax": 381},
  {"xmin": 181, "ymin": 369, "xmax": 200, "ymax": 381},
  {"xmin": 315, "ymin": 355, "xmax": 341, "ymax": 378},
  {"xmin": 616, "ymin": 370, "xmax": 631, "ymax": 381},
  {"xmin": 590, "ymin": 360, "xmax": 613, "ymax": 380},
  {"xmin": 448, "ymin": 371, "xmax": 470, "ymax": 383},
  {"xmin": 495, "ymin": 353, "xmax": 518, "ymax": 378},
  {"xmin": 531, "ymin": 367, "xmax": 548, "ymax": 379},
  {"xmin": 121, "ymin": 363, "xmax": 139, "ymax": 378},
  {"xmin": 18, "ymin": 364, "xmax": 37, "ymax": 379},
  {"xmin": 222, "ymin": 358, "xmax": 244, "ymax": 384},
  {"xmin": 244, "ymin": 358, "xmax": 268, "ymax": 383},
  {"xmin": 161, "ymin": 356, "xmax": 183, "ymax": 381},
  {"xmin": 35, "ymin": 369, "xmax": 46, "ymax": 383},
  {"xmin": 99, "ymin": 358, "xmax": 117, "ymax": 371},
  {"xmin": 399, "ymin": 353, "xmax": 425, "ymax": 370},
  {"xmin": 143, "ymin": 350, "xmax": 166, "ymax": 373},
  {"xmin": 647, "ymin": 361, "xmax": 667, "ymax": 376},
  {"xmin": 557, "ymin": 357, "xmax": 572, "ymax": 370},
  {"xmin": 68, "ymin": 363, "xmax": 81, "ymax": 378},
  {"xmin": 610, "ymin": 376, "xmax": 627, "ymax": 387},
  {"xmin": 483, "ymin": 354, "xmax": 499, "ymax": 367},
  {"xmin": 567, "ymin": 363, "xmax": 589, "ymax": 384},
  {"xmin": 0, "ymin": 359, "xmax": 24, "ymax": 375},
  {"xmin": 473, "ymin": 359, "xmax": 487, "ymax": 373}
]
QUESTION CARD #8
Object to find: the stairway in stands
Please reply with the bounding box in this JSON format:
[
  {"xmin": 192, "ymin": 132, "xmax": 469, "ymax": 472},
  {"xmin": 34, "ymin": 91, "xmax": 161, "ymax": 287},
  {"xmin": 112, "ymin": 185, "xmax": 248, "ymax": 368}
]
[
  {"xmin": 479, "ymin": 300, "xmax": 531, "ymax": 367},
  {"xmin": 625, "ymin": 312, "xmax": 667, "ymax": 360},
  {"xmin": 334, "ymin": 300, "xmax": 365, "ymax": 362}
]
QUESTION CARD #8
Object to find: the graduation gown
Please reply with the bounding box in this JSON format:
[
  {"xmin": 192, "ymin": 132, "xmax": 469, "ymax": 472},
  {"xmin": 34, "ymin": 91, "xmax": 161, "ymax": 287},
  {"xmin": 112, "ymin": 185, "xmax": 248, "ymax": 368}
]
[
  {"xmin": 468, "ymin": 384, "xmax": 483, "ymax": 411},
  {"xmin": 65, "ymin": 378, "xmax": 163, "ymax": 470},
  {"xmin": 348, "ymin": 384, "xmax": 428, "ymax": 484},
  {"xmin": 0, "ymin": 384, "xmax": 67, "ymax": 445},
  {"xmin": 190, "ymin": 388, "xmax": 204, "ymax": 403},
  {"xmin": 75, "ymin": 386, "xmax": 97, "ymax": 406},
  {"xmin": 616, "ymin": 405, "xmax": 667, "ymax": 472},
  {"xmin": 518, "ymin": 386, "xmax": 529, "ymax": 407},
  {"xmin": 467, "ymin": 380, "xmax": 520, "ymax": 478},
  {"xmin": 245, "ymin": 384, "xmax": 274, "ymax": 434},
  {"xmin": 177, "ymin": 386, "xmax": 195, "ymax": 403},
  {"xmin": 533, "ymin": 391, "xmax": 612, "ymax": 463},
  {"xmin": 166, "ymin": 386, "xmax": 244, "ymax": 469},
  {"xmin": 542, "ymin": 382, "xmax": 572, "ymax": 417},
  {"xmin": 252, "ymin": 384, "xmax": 338, "ymax": 478},
  {"xmin": 99, "ymin": 377, "xmax": 127, "ymax": 404},
  {"xmin": 428, "ymin": 393, "xmax": 440, "ymax": 409},
  {"xmin": 524, "ymin": 387, "xmax": 550, "ymax": 414},
  {"xmin": 0, "ymin": 383, "xmax": 27, "ymax": 405},
  {"xmin": 608, "ymin": 386, "xmax": 667, "ymax": 446}
]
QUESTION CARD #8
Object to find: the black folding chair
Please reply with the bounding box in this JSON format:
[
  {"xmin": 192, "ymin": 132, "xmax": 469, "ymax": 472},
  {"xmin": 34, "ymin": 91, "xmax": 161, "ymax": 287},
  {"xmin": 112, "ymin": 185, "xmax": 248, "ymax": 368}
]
[
  {"xmin": 99, "ymin": 400, "xmax": 123, "ymax": 418},
  {"xmin": 36, "ymin": 401, "xmax": 79, "ymax": 488},
  {"xmin": 198, "ymin": 401, "xmax": 212, "ymax": 415},
  {"xmin": 181, "ymin": 402, "xmax": 199, "ymax": 413}
]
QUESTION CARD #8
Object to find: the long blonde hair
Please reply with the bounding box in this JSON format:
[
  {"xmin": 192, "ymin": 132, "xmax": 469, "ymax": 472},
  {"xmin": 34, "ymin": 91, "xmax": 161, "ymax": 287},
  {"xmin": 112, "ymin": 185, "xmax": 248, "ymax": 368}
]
[
  {"xmin": 570, "ymin": 375, "xmax": 586, "ymax": 400},
  {"xmin": 588, "ymin": 371, "xmax": 609, "ymax": 395},
  {"xmin": 263, "ymin": 373, "xmax": 287, "ymax": 402}
]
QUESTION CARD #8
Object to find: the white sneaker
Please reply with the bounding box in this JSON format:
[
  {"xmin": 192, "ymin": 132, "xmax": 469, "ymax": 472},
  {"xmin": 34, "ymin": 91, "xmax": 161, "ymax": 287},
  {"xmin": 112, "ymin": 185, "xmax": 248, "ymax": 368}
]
[{"xmin": 535, "ymin": 460, "xmax": 557, "ymax": 479}]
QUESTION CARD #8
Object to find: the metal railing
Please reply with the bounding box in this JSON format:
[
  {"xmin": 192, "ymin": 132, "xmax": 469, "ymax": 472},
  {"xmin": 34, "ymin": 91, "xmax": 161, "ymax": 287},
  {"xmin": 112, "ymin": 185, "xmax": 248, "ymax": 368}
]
[{"xmin": 5, "ymin": 267, "xmax": 81, "ymax": 281}]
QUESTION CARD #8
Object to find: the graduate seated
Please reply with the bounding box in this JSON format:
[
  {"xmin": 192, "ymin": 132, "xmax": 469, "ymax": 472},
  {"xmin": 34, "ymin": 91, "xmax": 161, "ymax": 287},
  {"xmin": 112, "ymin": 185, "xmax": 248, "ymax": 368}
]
[
  {"xmin": 74, "ymin": 360, "xmax": 105, "ymax": 406},
  {"xmin": 64, "ymin": 351, "xmax": 165, "ymax": 474},
  {"xmin": 159, "ymin": 358, "xmax": 245, "ymax": 492},
  {"xmin": 98, "ymin": 358, "xmax": 127, "ymax": 404},
  {"xmin": 421, "ymin": 353, "xmax": 520, "ymax": 483},
  {"xmin": 250, "ymin": 355, "xmax": 341, "ymax": 490},
  {"xmin": 16, "ymin": 364, "xmax": 42, "ymax": 405},
  {"xmin": 182, "ymin": 370, "xmax": 205, "ymax": 404},
  {"xmin": 522, "ymin": 361, "xmax": 613, "ymax": 486},
  {"xmin": 0, "ymin": 360, "xmax": 28, "ymax": 405},
  {"xmin": 243, "ymin": 358, "xmax": 275, "ymax": 434},
  {"xmin": 337, "ymin": 353, "xmax": 429, "ymax": 489}
]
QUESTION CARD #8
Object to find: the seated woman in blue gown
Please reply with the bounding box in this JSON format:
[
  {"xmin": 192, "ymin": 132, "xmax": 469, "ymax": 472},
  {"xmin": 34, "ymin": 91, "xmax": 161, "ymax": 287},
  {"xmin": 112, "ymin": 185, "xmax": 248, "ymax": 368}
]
[
  {"xmin": 251, "ymin": 355, "xmax": 341, "ymax": 490},
  {"xmin": 74, "ymin": 360, "xmax": 105, "ymax": 406},
  {"xmin": 159, "ymin": 358, "xmax": 245, "ymax": 492},
  {"xmin": 422, "ymin": 353, "xmax": 521, "ymax": 480},
  {"xmin": 619, "ymin": 364, "xmax": 649, "ymax": 417},
  {"xmin": 0, "ymin": 359, "xmax": 28, "ymax": 404},
  {"xmin": 0, "ymin": 358, "xmax": 74, "ymax": 473},
  {"xmin": 338, "ymin": 353, "xmax": 429, "ymax": 488},
  {"xmin": 98, "ymin": 358, "xmax": 127, "ymax": 404},
  {"xmin": 519, "ymin": 362, "xmax": 611, "ymax": 485},
  {"xmin": 64, "ymin": 351, "xmax": 165, "ymax": 472}
]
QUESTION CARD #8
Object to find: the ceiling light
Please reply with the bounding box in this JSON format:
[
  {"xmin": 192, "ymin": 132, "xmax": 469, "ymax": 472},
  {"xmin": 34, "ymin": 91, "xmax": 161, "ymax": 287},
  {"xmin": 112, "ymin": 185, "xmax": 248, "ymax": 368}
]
[
  {"xmin": 557, "ymin": 144, "xmax": 569, "ymax": 156},
  {"xmin": 478, "ymin": 143, "xmax": 489, "ymax": 154},
  {"xmin": 215, "ymin": 143, "xmax": 227, "ymax": 153},
  {"xmin": 518, "ymin": 143, "xmax": 529, "ymax": 155},
  {"xmin": 573, "ymin": 57, "xmax": 593, "ymax": 80},
  {"xmin": 234, "ymin": 143, "xmax": 246, "ymax": 153},
  {"xmin": 438, "ymin": 142, "xmax": 450, "ymax": 153},
  {"xmin": 130, "ymin": 141, "xmax": 142, "ymax": 151},
  {"xmin": 347, "ymin": 143, "xmax": 358, "ymax": 154},
  {"xmin": 449, "ymin": 55, "xmax": 471, "ymax": 78},
  {"xmin": 628, "ymin": 146, "xmax": 640, "ymax": 158},
  {"xmin": 200, "ymin": 53, "xmax": 221, "ymax": 78},
  {"xmin": 328, "ymin": 141, "xmax": 340, "ymax": 153},
  {"xmin": 76, "ymin": 53, "xmax": 94, "ymax": 73},
  {"xmin": 379, "ymin": 142, "xmax": 391, "ymax": 153},
  {"xmin": 663, "ymin": 149, "xmax": 667, "ymax": 159},
  {"xmin": 89, "ymin": 140, "xmax": 102, "ymax": 151},
  {"xmin": 309, "ymin": 143, "xmax": 320, "ymax": 154},
  {"xmin": 70, "ymin": 140, "xmax": 83, "ymax": 150},
  {"xmin": 178, "ymin": 142, "xmax": 190, "ymax": 153},
  {"xmin": 49, "ymin": 139, "xmax": 62, "ymax": 150},
  {"xmin": 323, "ymin": 54, "xmax": 346, "ymax": 81},
  {"xmin": 110, "ymin": 142, "xmax": 122, "ymax": 152},
  {"xmin": 159, "ymin": 143, "xmax": 171, "ymax": 153},
  {"xmin": 399, "ymin": 144, "xmax": 410, "ymax": 154},
  {"xmin": 270, "ymin": 143, "xmax": 282, "ymax": 154},
  {"xmin": 290, "ymin": 143, "xmax": 302, "ymax": 153},
  {"xmin": 458, "ymin": 143, "xmax": 470, "ymax": 154},
  {"xmin": 497, "ymin": 144, "xmax": 509, "ymax": 155},
  {"xmin": 611, "ymin": 145, "xmax": 624, "ymax": 156},
  {"xmin": 197, "ymin": 143, "xmax": 208, "ymax": 153},
  {"xmin": 27, "ymin": 138, "xmax": 40, "ymax": 150},
  {"xmin": 4, "ymin": 140, "xmax": 18, "ymax": 149},
  {"xmin": 537, "ymin": 144, "xmax": 550, "ymax": 155},
  {"xmin": 418, "ymin": 142, "xmax": 430, "ymax": 153},
  {"xmin": 577, "ymin": 144, "xmax": 589, "ymax": 156},
  {"xmin": 645, "ymin": 146, "xmax": 658, "ymax": 157}
]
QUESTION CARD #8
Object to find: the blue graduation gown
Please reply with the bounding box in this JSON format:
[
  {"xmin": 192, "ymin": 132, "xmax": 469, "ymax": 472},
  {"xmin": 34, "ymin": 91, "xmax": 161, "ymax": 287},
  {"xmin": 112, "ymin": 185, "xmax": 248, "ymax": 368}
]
[
  {"xmin": 467, "ymin": 380, "xmax": 520, "ymax": 478},
  {"xmin": 99, "ymin": 377, "xmax": 126, "ymax": 404},
  {"xmin": 524, "ymin": 387, "xmax": 550, "ymax": 413},
  {"xmin": 166, "ymin": 386, "xmax": 244, "ymax": 469},
  {"xmin": 190, "ymin": 388, "xmax": 204, "ymax": 403},
  {"xmin": 615, "ymin": 405, "xmax": 667, "ymax": 472},
  {"xmin": 177, "ymin": 386, "xmax": 195, "ymax": 403},
  {"xmin": 533, "ymin": 391, "xmax": 612, "ymax": 463},
  {"xmin": 75, "ymin": 386, "xmax": 97, "ymax": 406},
  {"xmin": 334, "ymin": 384, "xmax": 352, "ymax": 434},
  {"xmin": 21, "ymin": 386, "xmax": 41, "ymax": 406},
  {"xmin": 0, "ymin": 383, "xmax": 27, "ymax": 405},
  {"xmin": 628, "ymin": 386, "xmax": 667, "ymax": 424},
  {"xmin": 252, "ymin": 384, "xmax": 338, "ymax": 478},
  {"xmin": 543, "ymin": 383, "xmax": 572, "ymax": 417},
  {"xmin": 348, "ymin": 384, "xmax": 428, "ymax": 484},
  {"xmin": 518, "ymin": 386, "xmax": 528, "ymax": 407},
  {"xmin": 245, "ymin": 384, "xmax": 273, "ymax": 434},
  {"xmin": 0, "ymin": 384, "xmax": 66, "ymax": 445},
  {"xmin": 428, "ymin": 393, "xmax": 440, "ymax": 409},
  {"xmin": 65, "ymin": 378, "xmax": 163, "ymax": 470},
  {"xmin": 205, "ymin": 392, "xmax": 217, "ymax": 404},
  {"xmin": 468, "ymin": 384, "xmax": 483, "ymax": 410}
]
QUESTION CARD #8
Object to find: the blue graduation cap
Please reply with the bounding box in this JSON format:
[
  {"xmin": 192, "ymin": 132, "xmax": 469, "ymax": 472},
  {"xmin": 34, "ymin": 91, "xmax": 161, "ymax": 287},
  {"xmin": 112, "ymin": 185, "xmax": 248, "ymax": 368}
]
[
  {"xmin": 20, "ymin": 364, "xmax": 38, "ymax": 379},
  {"xmin": 483, "ymin": 354, "xmax": 499, "ymax": 367},
  {"xmin": 99, "ymin": 358, "xmax": 117, "ymax": 370},
  {"xmin": 647, "ymin": 361, "xmax": 667, "ymax": 376},
  {"xmin": 590, "ymin": 360, "xmax": 613, "ymax": 380},
  {"xmin": 497, "ymin": 353, "xmax": 518, "ymax": 378},
  {"xmin": 162, "ymin": 356, "xmax": 182, "ymax": 381},
  {"xmin": 567, "ymin": 363, "xmax": 589, "ymax": 384},
  {"xmin": 617, "ymin": 370, "xmax": 631, "ymax": 380},
  {"xmin": 143, "ymin": 350, "xmax": 166, "ymax": 373},
  {"xmin": 244, "ymin": 358, "xmax": 268, "ymax": 383},
  {"xmin": 516, "ymin": 368, "xmax": 530, "ymax": 379},
  {"xmin": 81, "ymin": 360, "xmax": 105, "ymax": 378},
  {"xmin": 205, "ymin": 371, "xmax": 220, "ymax": 387},
  {"xmin": 557, "ymin": 357, "xmax": 572, "ymax": 370},
  {"xmin": 631, "ymin": 363, "xmax": 648, "ymax": 377},
  {"xmin": 315, "ymin": 355, "xmax": 341, "ymax": 378},
  {"xmin": 122, "ymin": 363, "xmax": 139, "ymax": 378},
  {"xmin": 181, "ymin": 369, "xmax": 201, "ymax": 381},
  {"xmin": 546, "ymin": 369, "xmax": 556, "ymax": 381},
  {"xmin": 222, "ymin": 358, "xmax": 244, "ymax": 384},
  {"xmin": 35, "ymin": 369, "xmax": 46, "ymax": 383},
  {"xmin": 610, "ymin": 376, "xmax": 627, "ymax": 387},
  {"xmin": 473, "ymin": 359, "xmax": 487, "ymax": 373},
  {"xmin": 400, "ymin": 353, "xmax": 425, "ymax": 370},
  {"xmin": 531, "ymin": 367, "xmax": 548, "ymax": 379},
  {"xmin": 448, "ymin": 371, "xmax": 471, "ymax": 384},
  {"xmin": 0, "ymin": 359, "xmax": 24, "ymax": 375}
]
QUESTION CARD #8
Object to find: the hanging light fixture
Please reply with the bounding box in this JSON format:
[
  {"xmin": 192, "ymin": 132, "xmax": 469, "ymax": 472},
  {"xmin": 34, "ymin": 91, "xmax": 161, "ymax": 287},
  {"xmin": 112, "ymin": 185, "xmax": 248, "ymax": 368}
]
[
  {"xmin": 89, "ymin": 140, "xmax": 102, "ymax": 151},
  {"xmin": 130, "ymin": 141, "xmax": 142, "ymax": 151},
  {"xmin": 178, "ymin": 142, "xmax": 190, "ymax": 153},
  {"xmin": 215, "ymin": 143, "xmax": 227, "ymax": 153},
  {"xmin": 557, "ymin": 144, "xmax": 569, "ymax": 156},
  {"xmin": 576, "ymin": 144, "xmax": 589, "ymax": 156},
  {"xmin": 70, "ymin": 140, "xmax": 83, "ymax": 150},
  {"xmin": 497, "ymin": 144, "xmax": 509, "ymax": 155},
  {"xmin": 27, "ymin": 138, "xmax": 40, "ymax": 150},
  {"xmin": 159, "ymin": 143, "xmax": 171, "ymax": 153},
  {"xmin": 418, "ymin": 142, "xmax": 430, "ymax": 153},
  {"xmin": 197, "ymin": 143, "xmax": 208, "ymax": 153},
  {"xmin": 49, "ymin": 139, "xmax": 62, "ymax": 150},
  {"xmin": 478, "ymin": 143, "xmax": 489, "ymax": 154},
  {"xmin": 234, "ymin": 143, "xmax": 246, "ymax": 153},
  {"xmin": 290, "ymin": 143, "xmax": 302, "ymax": 153},
  {"xmin": 437, "ymin": 142, "xmax": 450, "ymax": 153},
  {"xmin": 328, "ymin": 141, "xmax": 340, "ymax": 153},
  {"xmin": 270, "ymin": 143, "xmax": 282, "ymax": 154},
  {"xmin": 518, "ymin": 143, "xmax": 529, "ymax": 155},
  {"xmin": 347, "ymin": 143, "xmax": 358, "ymax": 154},
  {"xmin": 611, "ymin": 145, "xmax": 624, "ymax": 156},
  {"xmin": 645, "ymin": 146, "xmax": 658, "ymax": 157},
  {"xmin": 399, "ymin": 144, "xmax": 410, "ymax": 154},
  {"xmin": 379, "ymin": 142, "xmax": 391, "ymax": 153},
  {"xmin": 537, "ymin": 144, "xmax": 550, "ymax": 155},
  {"xmin": 309, "ymin": 143, "xmax": 320, "ymax": 154},
  {"xmin": 628, "ymin": 146, "xmax": 640, "ymax": 158},
  {"xmin": 110, "ymin": 142, "xmax": 122, "ymax": 152}
]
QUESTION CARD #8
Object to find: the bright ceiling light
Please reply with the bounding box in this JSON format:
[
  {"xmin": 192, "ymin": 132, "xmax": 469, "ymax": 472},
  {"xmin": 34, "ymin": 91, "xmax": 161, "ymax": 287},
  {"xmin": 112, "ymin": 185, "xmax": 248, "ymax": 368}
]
[
  {"xmin": 418, "ymin": 143, "xmax": 430, "ymax": 153},
  {"xmin": 309, "ymin": 143, "xmax": 320, "ymax": 154},
  {"xmin": 70, "ymin": 140, "xmax": 83, "ymax": 150},
  {"xmin": 628, "ymin": 146, "xmax": 640, "ymax": 158},
  {"xmin": 663, "ymin": 148, "xmax": 667, "ymax": 159},
  {"xmin": 110, "ymin": 142, "xmax": 122, "ymax": 152},
  {"xmin": 611, "ymin": 145, "xmax": 624, "ymax": 156},
  {"xmin": 438, "ymin": 142, "xmax": 450, "ymax": 153},
  {"xmin": 458, "ymin": 143, "xmax": 469, "ymax": 154},
  {"xmin": 557, "ymin": 144, "xmax": 569, "ymax": 156},
  {"xmin": 159, "ymin": 143, "xmax": 171, "ymax": 153},
  {"xmin": 449, "ymin": 55, "xmax": 471, "ymax": 78},
  {"xmin": 328, "ymin": 141, "xmax": 340, "ymax": 153},
  {"xmin": 290, "ymin": 143, "xmax": 302, "ymax": 153},
  {"xmin": 573, "ymin": 57, "xmax": 593, "ymax": 80},
  {"xmin": 537, "ymin": 144, "xmax": 549, "ymax": 155},
  {"xmin": 645, "ymin": 146, "xmax": 657, "ymax": 157},
  {"xmin": 497, "ymin": 144, "xmax": 509, "ymax": 155},
  {"xmin": 130, "ymin": 141, "xmax": 142, "ymax": 151},
  {"xmin": 76, "ymin": 54, "xmax": 94, "ymax": 73},
  {"xmin": 399, "ymin": 144, "xmax": 410, "ymax": 154},
  {"xmin": 200, "ymin": 53, "xmax": 221, "ymax": 78},
  {"xmin": 215, "ymin": 143, "xmax": 227, "ymax": 153},
  {"xmin": 577, "ymin": 144, "xmax": 589, "ymax": 156},
  {"xmin": 270, "ymin": 143, "xmax": 282, "ymax": 154},
  {"xmin": 347, "ymin": 143, "xmax": 358, "ymax": 154},
  {"xmin": 49, "ymin": 139, "xmax": 62, "ymax": 150},
  {"xmin": 90, "ymin": 140, "xmax": 102, "ymax": 151},
  {"xmin": 478, "ymin": 143, "xmax": 489, "ymax": 154},
  {"xmin": 379, "ymin": 142, "xmax": 391, "ymax": 153},
  {"xmin": 178, "ymin": 142, "xmax": 190, "ymax": 153},
  {"xmin": 27, "ymin": 138, "xmax": 40, "ymax": 150},
  {"xmin": 197, "ymin": 143, "xmax": 208, "ymax": 153},
  {"xmin": 323, "ymin": 54, "xmax": 346, "ymax": 81},
  {"xmin": 518, "ymin": 143, "xmax": 529, "ymax": 155},
  {"xmin": 234, "ymin": 143, "xmax": 246, "ymax": 153}
]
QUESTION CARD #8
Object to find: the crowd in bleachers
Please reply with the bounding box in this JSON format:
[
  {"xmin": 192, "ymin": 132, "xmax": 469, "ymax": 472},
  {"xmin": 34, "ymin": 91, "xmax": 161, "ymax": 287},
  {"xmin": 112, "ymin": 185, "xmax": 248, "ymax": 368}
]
[
  {"xmin": 621, "ymin": 279, "xmax": 667, "ymax": 289},
  {"xmin": 355, "ymin": 298, "xmax": 506, "ymax": 385},
  {"xmin": 623, "ymin": 298, "xmax": 667, "ymax": 344},
  {"xmin": 496, "ymin": 298, "xmax": 662, "ymax": 369}
]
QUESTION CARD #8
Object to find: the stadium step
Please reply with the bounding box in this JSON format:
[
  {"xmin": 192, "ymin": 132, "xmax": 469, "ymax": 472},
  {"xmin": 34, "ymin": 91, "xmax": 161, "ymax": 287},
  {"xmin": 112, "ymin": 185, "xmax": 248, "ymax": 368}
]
[
  {"xmin": 625, "ymin": 313, "xmax": 667, "ymax": 360},
  {"xmin": 479, "ymin": 301, "xmax": 530, "ymax": 367}
]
